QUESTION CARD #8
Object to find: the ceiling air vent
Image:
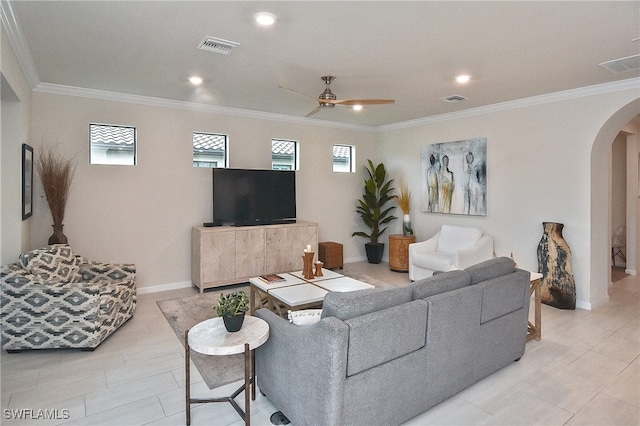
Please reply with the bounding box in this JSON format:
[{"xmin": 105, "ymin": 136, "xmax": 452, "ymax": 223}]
[
  {"xmin": 440, "ymin": 95, "xmax": 467, "ymax": 103},
  {"xmin": 197, "ymin": 36, "xmax": 240, "ymax": 55},
  {"xmin": 599, "ymin": 54, "xmax": 640, "ymax": 74}
]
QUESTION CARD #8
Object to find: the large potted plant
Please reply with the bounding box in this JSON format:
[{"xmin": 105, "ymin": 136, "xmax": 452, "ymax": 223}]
[
  {"xmin": 36, "ymin": 144, "xmax": 76, "ymax": 244},
  {"xmin": 215, "ymin": 290, "xmax": 250, "ymax": 332},
  {"xmin": 352, "ymin": 160, "xmax": 397, "ymax": 263}
]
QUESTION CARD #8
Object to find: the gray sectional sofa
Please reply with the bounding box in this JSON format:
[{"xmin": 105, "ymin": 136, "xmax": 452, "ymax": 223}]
[{"xmin": 254, "ymin": 257, "xmax": 531, "ymax": 425}]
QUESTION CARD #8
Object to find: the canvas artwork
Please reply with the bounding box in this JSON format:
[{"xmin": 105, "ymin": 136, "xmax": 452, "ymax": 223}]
[{"xmin": 421, "ymin": 138, "xmax": 487, "ymax": 215}]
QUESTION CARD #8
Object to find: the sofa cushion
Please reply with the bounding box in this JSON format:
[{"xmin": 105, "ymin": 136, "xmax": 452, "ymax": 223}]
[
  {"xmin": 437, "ymin": 225, "xmax": 482, "ymax": 253},
  {"xmin": 411, "ymin": 270, "xmax": 471, "ymax": 300},
  {"xmin": 479, "ymin": 272, "xmax": 525, "ymax": 324},
  {"xmin": 18, "ymin": 244, "xmax": 81, "ymax": 283},
  {"xmin": 465, "ymin": 257, "xmax": 515, "ymax": 285},
  {"xmin": 345, "ymin": 299, "xmax": 428, "ymax": 376},
  {"xmin": 321, "ymin": 286, "xmax": 412, "ymax": 321}
]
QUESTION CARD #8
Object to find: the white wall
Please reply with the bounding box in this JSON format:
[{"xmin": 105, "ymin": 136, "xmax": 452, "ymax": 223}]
[
  {"xmin": 377, "ymin": 88, "xmax": 639, "ymax": 309},
  {"xmin": 1, "ymin": 23, "xmax": 33, "ymax": 264},
  {"xmin": 27, "ymin": 92, "xmax": 377, "ymax": 290}
]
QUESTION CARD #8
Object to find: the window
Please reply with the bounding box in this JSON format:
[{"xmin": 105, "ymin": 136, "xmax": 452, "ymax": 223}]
[
  {"xmin": 272, "ymin": 139, "xmax": 299, "ymax": 170},
  {"xmin": 90, "ymin": 123, "xmax": 136, "ymax": 165},
  {"xmin": 193, "ymin": 132, "xmax": 228, "ymax": 168},
  {"xmin": 333, "ymin": 144, "xmax": 355, "ymax": 172}
]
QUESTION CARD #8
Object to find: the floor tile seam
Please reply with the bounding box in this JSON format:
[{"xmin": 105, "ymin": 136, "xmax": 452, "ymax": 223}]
[
  {"xmin": 111, "ymin": 350, "xmax": 186, "ymax": 373},
  {"xmin": 527, "ymin": 373, "xmax": 607, "ymax": 417},
  {"xmin": 489, "ymin": 390, "xmax": 573, "ymax": 421},
  {"xmin": 84, "ymin": 375, "xmax": 180, "ymax": 417},
  {"xmin": 590, "ymin": 344, "xmax": 640, "ymax": 364},
  {"xmin": 600, "ymin": 384, "xmax": 640, "ymax": 409}
]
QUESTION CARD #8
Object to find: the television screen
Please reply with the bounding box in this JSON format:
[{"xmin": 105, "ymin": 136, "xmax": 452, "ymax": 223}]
[{"xmin": 213, "ymin": 168, "xmax": 296, "ymax": 226}]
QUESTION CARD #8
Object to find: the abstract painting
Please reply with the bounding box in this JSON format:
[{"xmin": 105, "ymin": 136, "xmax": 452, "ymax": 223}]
[{"xmin": 421, "ymin": 138, "xmax": 487, "ymax": 215}]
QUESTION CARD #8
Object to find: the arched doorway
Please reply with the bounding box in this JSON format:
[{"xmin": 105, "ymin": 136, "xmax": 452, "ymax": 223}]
[{"xmin": 591, "ymin": 99, "xmax": 640, "ymax": 307}]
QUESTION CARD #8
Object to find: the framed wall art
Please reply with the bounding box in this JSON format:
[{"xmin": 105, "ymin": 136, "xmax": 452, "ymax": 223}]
[
  {"xmin": 22, "ymin": 143, "xmax": 33, "ymax": 220},
  {"xmin": 421, "ymin": 137, "xmax": 487, "ymax": 216}
]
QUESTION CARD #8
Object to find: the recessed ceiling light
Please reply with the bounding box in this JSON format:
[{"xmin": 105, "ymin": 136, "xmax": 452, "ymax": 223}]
[
  {"xmin": 353, "ymin": 105, "xmax": 363, "ymax": 111},
  {"xmin": 189, "ymin": 76, "xmax": 203, "ymax": 86},
  {"xmin": 456, "ymin": 75, "xmax": 471, "ymax": 84},
  {"xmin": 255, "ymin": 12, "xmax": 277, "ymax": 26}
]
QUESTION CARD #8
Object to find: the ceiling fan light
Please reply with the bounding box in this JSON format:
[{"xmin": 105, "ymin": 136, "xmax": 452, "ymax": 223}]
[
  {"xmin": 255, "ymin": 12, "xmax": 276, "ymax": 26},
  {"xmin": 456, "ymin": 74, "xmax": 471, "ymax": 84}
]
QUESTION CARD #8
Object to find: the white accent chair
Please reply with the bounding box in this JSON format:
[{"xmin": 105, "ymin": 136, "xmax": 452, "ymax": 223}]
[{"xmin": 409, "ymin": 225, "xmax": 494, "ymax": 281}]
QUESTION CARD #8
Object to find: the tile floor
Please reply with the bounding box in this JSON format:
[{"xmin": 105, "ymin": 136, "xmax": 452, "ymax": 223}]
[{"xmin": 1, "ymin": 262, "xmax": 638, "ymax": 425}]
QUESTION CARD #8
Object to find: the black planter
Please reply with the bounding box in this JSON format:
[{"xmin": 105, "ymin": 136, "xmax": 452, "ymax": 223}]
[
  {"xmin": 222, "ymin": 314, "xmax": 245, "ymax": 332},
  {"xmin": 365, "ymin": 242, "xmax": 385, "ymax": 264}
]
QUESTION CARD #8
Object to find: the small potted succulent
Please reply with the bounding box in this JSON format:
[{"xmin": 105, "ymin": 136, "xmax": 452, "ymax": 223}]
[{"xmin": 215, "ymin": 290, "xmax": 249, "ymax": 332}]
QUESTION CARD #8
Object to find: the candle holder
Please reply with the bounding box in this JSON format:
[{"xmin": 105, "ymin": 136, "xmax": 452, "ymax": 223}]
[
  {"xmin": 302, "ymin": 251, "xmax": 315, "ymax": 280},
  {"xmin": 314, "ymin": 261, "xmax": 324, "ymax": 277}
]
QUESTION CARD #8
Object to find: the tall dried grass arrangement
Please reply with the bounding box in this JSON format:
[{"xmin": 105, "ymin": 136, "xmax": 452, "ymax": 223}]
[
  {"xmin": 36, "ymin": 145, "xmax": 76, "ymax": 226},
  {"xmin": 396, "ymin": 181, "xmax": 412, "ymax": 214}
]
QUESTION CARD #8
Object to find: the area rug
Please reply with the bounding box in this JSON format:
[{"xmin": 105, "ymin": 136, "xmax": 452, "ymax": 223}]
[
  {"xmin": 157, "ymin": 284, "xmax": 249, "ymax": 390},
  {"xmin": 156, "ymin": 271, "xmax": 392, "ymax": 390}
]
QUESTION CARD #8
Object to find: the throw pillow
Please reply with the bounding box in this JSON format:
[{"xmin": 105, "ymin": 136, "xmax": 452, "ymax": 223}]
[
  {"xmin": 18, "ymin": 244, "xmax": 81, "ymax": 283},
  {"xmin": 288, "ymin": 309, "xmax": 322, "ymax": 325}
]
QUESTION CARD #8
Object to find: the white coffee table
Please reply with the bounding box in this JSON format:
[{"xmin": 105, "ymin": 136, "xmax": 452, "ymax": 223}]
[
  {"xmin": 290, "ymin": 268, "xmax": 344, "ymax": 282},
  {"xmin": 313, "ymin": 276, "xmax": 375, "ymax": 292},
  {"xmin": 268, "ymin": 283, "xmax": 328, "ymax": 314},
  {"xmin": 185, "ymin": 316, "xmax": 269, "ymax": 426},
  {"xmin": 249, "ymin": 273, "xmax": 306, "ymax": 314}
]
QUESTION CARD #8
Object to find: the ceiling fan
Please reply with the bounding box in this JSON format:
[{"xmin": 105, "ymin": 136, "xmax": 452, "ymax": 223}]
[{"xmin": 280, "ymin": 76, "xmax": 395, "ymax": 117}]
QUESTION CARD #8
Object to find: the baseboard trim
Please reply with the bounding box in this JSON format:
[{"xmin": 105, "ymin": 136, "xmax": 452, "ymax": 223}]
[
  {"xmin": 137, "ymin": 281, "xmax": 192, "ymax": 295},
  {"xmin": 624, "ymin": 268, "xmax": 637, "ymax": 275}
]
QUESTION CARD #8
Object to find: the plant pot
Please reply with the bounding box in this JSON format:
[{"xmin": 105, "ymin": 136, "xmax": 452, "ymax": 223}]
[
  {"xmin": 222, "ymin": 314, "xmax": 245, "ymax": 332},
  {"xmin": 365, "ymin": 242, "xmax": 385, "ymax": 264}
]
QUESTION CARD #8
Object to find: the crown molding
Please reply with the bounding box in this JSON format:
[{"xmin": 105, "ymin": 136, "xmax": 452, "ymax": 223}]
[
  {"xmin": 1, "ymin": 0, "xmax": 39, "ymax": 89},
  {"xmin": 378, "ymin": 78, "xmax": 640, "ymax": 132},
  {"xmin": 33, "ymin": 82, "xmax": 376, "ymax": 133},
  {"xmin": 34, "ymin": 78, "xmax": 639, "ymax": 134}
]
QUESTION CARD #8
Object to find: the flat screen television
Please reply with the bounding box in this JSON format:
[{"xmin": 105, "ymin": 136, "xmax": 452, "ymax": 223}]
[{"xmin": 212, "ymin": 168, "xmax": 296, "ymax": 226}]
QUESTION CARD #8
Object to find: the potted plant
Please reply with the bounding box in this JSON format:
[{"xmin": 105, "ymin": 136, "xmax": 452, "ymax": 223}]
[
  {"xmin": 396, "ymin": 180, "xmax": 413, "ymax": 236},
  {"xmin": 36, "ymin": 144, "xmax": 76, "ymax": 244},
  {"xmin": 215, "ymin": 290, "xmax": 250, "ymax": 332},
  {"xmin": 352, "ymin": 160, "xmax": 397, "ymax": 263}
]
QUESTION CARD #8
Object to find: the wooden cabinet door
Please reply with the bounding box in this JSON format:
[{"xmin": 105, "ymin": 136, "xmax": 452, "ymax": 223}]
[
  {"xmin": 235, "ymin": 228, "xmax": 265, "ymax": 278},
  {"xmin": 265, "ymin": 226, "xmax": 292, "ymax": 273},
  {"xmin": 201, "ymin": 229, "xmax": 236, "ymax": 283},
  {"xmin": 291, "ymin": 224, "xmax": 318, "ymax": 270}
]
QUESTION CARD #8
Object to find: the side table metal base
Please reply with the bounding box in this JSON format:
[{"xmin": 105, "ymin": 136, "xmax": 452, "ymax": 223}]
[{"xmin": 185, "ymin": 330, "xmax": 254, "ymax": 425}]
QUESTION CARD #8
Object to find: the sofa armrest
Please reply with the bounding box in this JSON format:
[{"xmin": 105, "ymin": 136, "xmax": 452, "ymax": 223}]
[
  {"xmin": 453, "ymin": 235, "xmax": 494, "ymax": 269},
  {"xmin": 409, "ymin": 232, "xmax": 440, "ymax": 256},
  {"xmin": 255, "ymin": 308, "xmax": 349, "ymax": 425}
]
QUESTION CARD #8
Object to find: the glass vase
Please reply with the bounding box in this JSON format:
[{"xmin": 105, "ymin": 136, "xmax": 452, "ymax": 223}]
[{"xmin": 402, "ymin": 214, "xmax": 413, "ymax": 236}]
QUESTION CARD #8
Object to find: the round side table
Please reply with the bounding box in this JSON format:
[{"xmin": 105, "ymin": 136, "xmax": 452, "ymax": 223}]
[
  {"xmin": 185, "ymin": 316, "xmax": 269, "ymax": 426},
  {"xmin": 389, "ymin": 234, "xmax": 416, "ymax": 272}
]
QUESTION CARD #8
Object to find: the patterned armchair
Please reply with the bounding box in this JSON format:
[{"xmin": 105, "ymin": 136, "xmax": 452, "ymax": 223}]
[{"xmin": 1, "ymin": 244, "xmax": 136, "ymax": 351}]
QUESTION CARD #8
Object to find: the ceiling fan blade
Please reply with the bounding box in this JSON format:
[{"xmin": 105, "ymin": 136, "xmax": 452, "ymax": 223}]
[
  {"xmin": 278, "ymin": 85, "xmax": 317, "ymax": 99},
  {"xmin": 305, "ymin": 105, "xmax": 323, "ymax": 117},
  {"xmin": 327, "ymin": 99, "xmax": 395, "ymax": 106}
]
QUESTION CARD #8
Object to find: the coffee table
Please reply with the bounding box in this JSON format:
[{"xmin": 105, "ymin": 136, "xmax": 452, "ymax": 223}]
[
  {"xmin": 249, "ymin": 269, "xmax": 374, "ymax": 317},
  {"xmin": 185, "ymin": 316, "xmax": 269, "ymax": 426},
  {"xmin": 313, "ymin": 276, "xmax": 375, "ymax": 292}
]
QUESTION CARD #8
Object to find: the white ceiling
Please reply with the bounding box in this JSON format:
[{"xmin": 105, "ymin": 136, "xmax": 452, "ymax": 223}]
[{"xmin": 5, "ymin": 1, "xmax": 640, "ymax": 127}]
